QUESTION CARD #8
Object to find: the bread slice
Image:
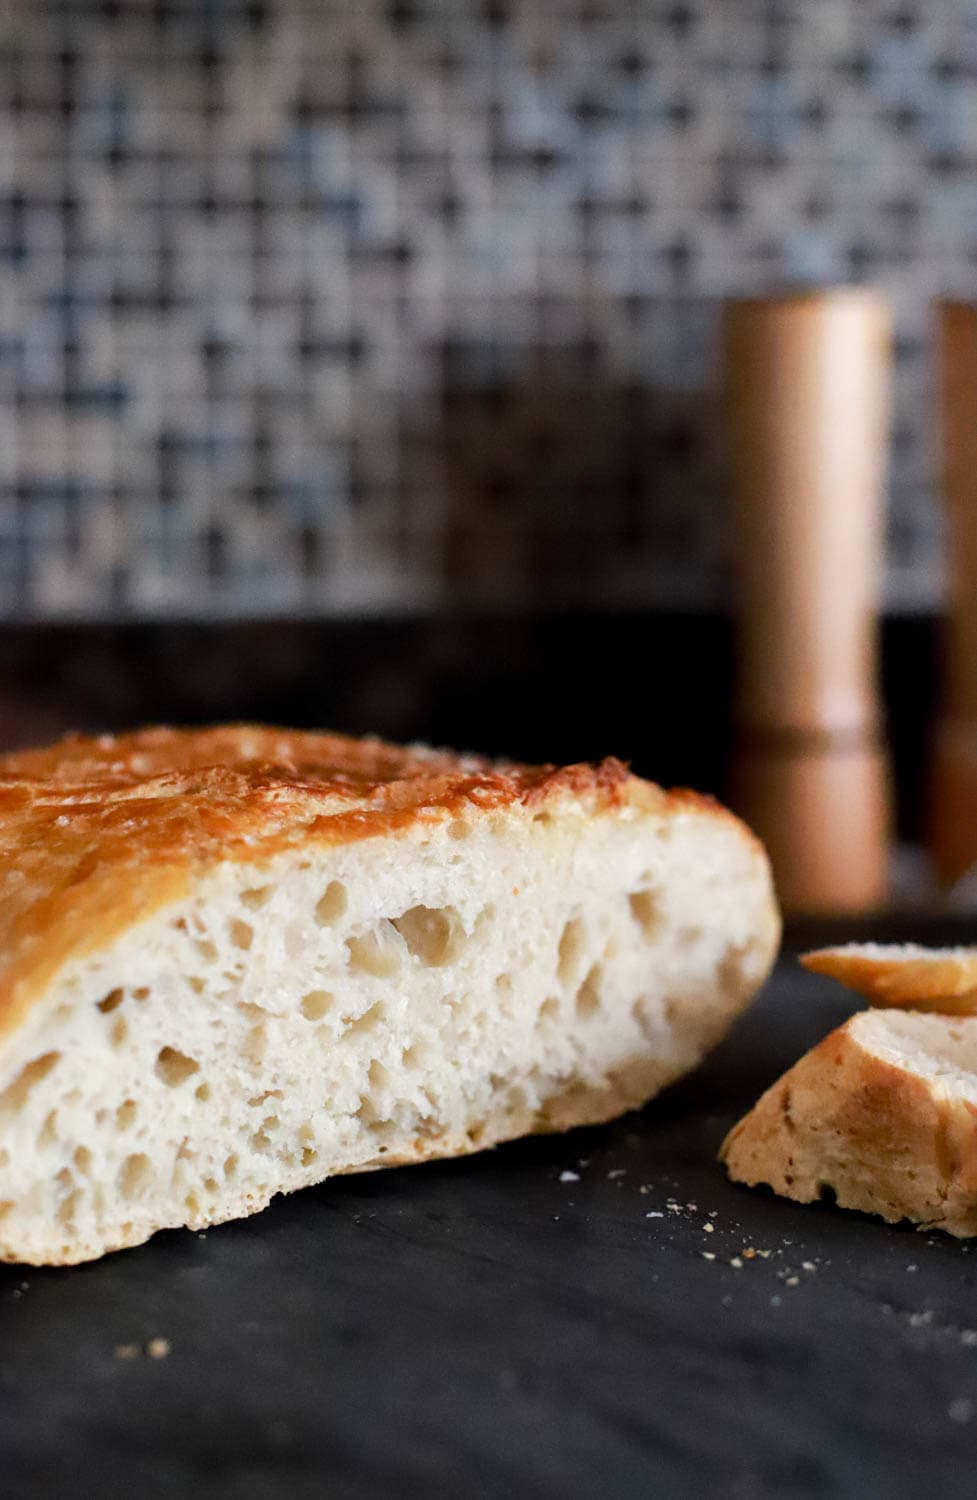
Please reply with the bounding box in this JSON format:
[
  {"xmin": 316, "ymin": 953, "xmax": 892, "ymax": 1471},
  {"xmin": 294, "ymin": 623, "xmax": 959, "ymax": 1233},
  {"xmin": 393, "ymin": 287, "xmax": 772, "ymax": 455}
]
[
  {"xmin": 721, "ymin": 1009, "xmax": 977, "ymax": 1235},
  {"xmin": 0, "ymin": 725, "xmax": 779, "ymax": 1265},
  {"xmin": 801, "ymin": 943, "xmax": 977, "ymax": 1014}
]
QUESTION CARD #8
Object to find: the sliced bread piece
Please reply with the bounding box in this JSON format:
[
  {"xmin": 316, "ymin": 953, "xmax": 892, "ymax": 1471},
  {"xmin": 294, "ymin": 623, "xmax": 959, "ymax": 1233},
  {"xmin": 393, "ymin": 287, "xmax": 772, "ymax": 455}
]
[
  {"xmin": 721, "ymin": 1008, "xmax": 977, "ymax": 1235},
  {"xmin": 0, "ymin": 725, "xmax": 779, "ymax": 1265},
  {"xmin": 801, "ymin": 943, "xmax": 977, "ymax": 1014}
]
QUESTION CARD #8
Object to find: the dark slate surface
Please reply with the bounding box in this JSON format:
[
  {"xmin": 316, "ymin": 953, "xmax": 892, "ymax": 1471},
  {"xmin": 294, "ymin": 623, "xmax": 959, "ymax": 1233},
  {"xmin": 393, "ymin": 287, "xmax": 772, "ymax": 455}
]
[{"xmin": 3, "ymin": 923, "xmax": 977, "ymax": 1500}]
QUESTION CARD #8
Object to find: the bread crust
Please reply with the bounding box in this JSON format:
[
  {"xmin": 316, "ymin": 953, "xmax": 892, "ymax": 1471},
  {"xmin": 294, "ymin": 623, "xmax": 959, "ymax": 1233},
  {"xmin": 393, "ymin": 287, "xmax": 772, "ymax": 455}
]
[
  {"xmin": 801, "ymin": 944, "xmax": 977, "ymax": 1015},
  {"xmin": 0, "ymin": 725, "xmax": 759, "ymax": 1045},
  {"xmin": 720, "ymin": 1013, "xmax": 977, "ymax": 1236}
]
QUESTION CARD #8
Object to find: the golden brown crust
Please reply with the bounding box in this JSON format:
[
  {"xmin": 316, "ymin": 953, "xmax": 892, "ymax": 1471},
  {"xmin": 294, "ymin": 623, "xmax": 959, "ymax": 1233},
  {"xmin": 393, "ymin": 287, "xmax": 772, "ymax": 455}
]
[
  {"xmin": 801, "ymin": 945, "xmax": 977, "ymax": 1015},
  {"xmin": 0, "ymin": 724, "xmax": 745, "ymax": 1045},
  {"xmin": 720, "ymin": 1014, "xmax": 977, "ymax": 1236}
]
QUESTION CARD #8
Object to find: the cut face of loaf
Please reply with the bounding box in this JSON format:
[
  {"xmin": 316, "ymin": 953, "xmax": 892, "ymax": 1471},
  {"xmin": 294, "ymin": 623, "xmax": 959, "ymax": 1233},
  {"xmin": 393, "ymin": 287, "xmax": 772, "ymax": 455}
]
[
  {"xmin": 801, "ymin": 943, "xmax": 977, "ymax": 1015},
  {"xmin": 0, "ymin": 726, "xmax": 779, "ymax": 1265},
  {"xmin": 721, "ymin": 1009, "xmax": 977, "ymax": 1236}
]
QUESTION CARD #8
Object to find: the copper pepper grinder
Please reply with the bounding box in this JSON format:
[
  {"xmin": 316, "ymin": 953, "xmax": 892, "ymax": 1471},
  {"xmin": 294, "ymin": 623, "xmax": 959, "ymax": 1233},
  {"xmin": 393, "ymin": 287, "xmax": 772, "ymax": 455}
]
[
  {"xmin": 930, "ymin": 302, "xmax": 977, "ymax": 890},
  {"xmin": 722, "ymin": 290, "xmax": 893, "ymax": 914}
]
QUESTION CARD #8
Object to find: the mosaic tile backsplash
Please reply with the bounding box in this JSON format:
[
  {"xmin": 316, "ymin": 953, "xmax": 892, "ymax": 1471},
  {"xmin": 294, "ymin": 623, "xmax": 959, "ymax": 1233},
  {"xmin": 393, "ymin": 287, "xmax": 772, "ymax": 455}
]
[{"xmin": 1, "ymin": 0, "xmax": 974, "ymax": 619}]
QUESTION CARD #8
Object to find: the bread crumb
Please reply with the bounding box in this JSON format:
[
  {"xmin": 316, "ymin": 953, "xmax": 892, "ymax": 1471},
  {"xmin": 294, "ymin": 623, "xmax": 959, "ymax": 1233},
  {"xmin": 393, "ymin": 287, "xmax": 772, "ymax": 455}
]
[
  {"xmin": 950, "ymin": 1398, "xmax": 973, "ymax": 1424},
  {"xmin": 147, "ymin": 1338, "xmax": 171, "ymax": 1360},
  {"xmin": 559, "ymin": 1170, "xmax": 580, "ymax": 1183},
  {"xmin": 907, "ymin": 1264, "xmax": 918, "ymax": 1273},
  {"xmin": 909, "ymin": 1310, "xmax": 933, "ymax": 1328},
  {"xmin": 730, "ymin": 1257, "xmax": 743, "ymax": 1269},
  {"xmin": 607, "ymin": 1169, "xmax": 626, "ymax": 1180},
  {"xmin": 703, "ymin": 1222, "xmax": 714, "ymax": 1233},
  {"xmin": 702, "ymin": 1251, "xmax": 716, "ymax": 1261},
  {"xmin": 801, "ymin": 1261, "xmax": 816, "ymax": 1272},
  {"xmin": 770, "ymin": 1295, "xmax": 782, "ymax": 1307},
  {"xmin": 785, "ymin": 1276, "xmax": 800, "ymax": 1287},
  {"xmin": 741, "ymin": 1247, "xmax": 756, "ymax": 1259},
  {"xmin": 115, "ymin": 1343, "xmax": 140, "ymax": 1361},
  {"xmin": 645, "ymin": 1210, "xmax": 664, "ymax": 1219}
]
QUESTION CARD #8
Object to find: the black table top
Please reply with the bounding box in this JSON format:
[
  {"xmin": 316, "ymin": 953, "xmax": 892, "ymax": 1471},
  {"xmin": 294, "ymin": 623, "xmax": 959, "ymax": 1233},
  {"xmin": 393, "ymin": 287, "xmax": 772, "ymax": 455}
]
[{"xmin": 4, "ymin": 921, "xmax": 977, "ymax": 1500}]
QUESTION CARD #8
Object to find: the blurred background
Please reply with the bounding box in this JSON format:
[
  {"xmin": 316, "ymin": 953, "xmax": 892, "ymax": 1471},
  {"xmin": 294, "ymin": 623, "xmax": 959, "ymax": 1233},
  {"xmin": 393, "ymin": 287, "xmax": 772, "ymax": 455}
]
[{"xmin": 2, "ymin": 0, "xmax": 975, "ymax": 901}]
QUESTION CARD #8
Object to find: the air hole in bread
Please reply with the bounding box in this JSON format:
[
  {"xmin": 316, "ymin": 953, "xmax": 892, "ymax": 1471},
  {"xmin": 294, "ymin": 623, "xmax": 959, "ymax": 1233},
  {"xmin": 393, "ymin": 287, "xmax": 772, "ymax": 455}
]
[
  {"xmin": 224, "ymin": 1154, "xmax": 238, "ymax": 1180},
  {"xmin": 0, "ymin": 1148, "xmax": 10, "ymax": 1170},
  {"xmin": 246, "ymin": 1024, "xmax": 267, "ymax": 1065},
  {"xmin": 631, "ymin": 998, "xmax": 657, "ymax": 1041},
  {"xmin": 392, "ymin": 905, "xmax": 464, "ymax": 967},
  {"xmin": 496, "ymin": 973, "xmax": 513, "ymax": 996},
  {"xmin": 230, "ymin": 918, "xmax": 254, "ymax": 951},
  {"xmin": 818, "ymin": 1182, "xmax": 837, "ymax": 1203},
  {"xmin": 302, "ymin": 1147, "xmax": 317, "ymax": 1167},
  {"xmin": 39, "ymin": 1110, "xmax": 58, "ymax": 1148},
  {"xmin": 557, "ymin": 917, "xmax": 585, "ymax": 987},
  {"xmin": 315, "ymin": 880, "xmax": 348, "ymax": 926},
  {"xmin": 240, "ymin": 886, "xmax": 271, "ymax": 910},
  {"xmin": 300, "ymin": 990, "xmax": 332, "ymax": 1022},
  {"xmin": 119, "ymin": 1153, "xmax": 151, "ymax": 1202},
  {"xmin": 74, "ymin": 1146, "xmax": 92, "ymax": 1175},
  {"xmin": 506, "ymin": 1084, "xmax": 528, "ymax": 1116},
  {"xmin": 195, "ymin": 1082, "xmax": 212, "ymax": 1102},
  {"xmin": 250, "ymin": 1117, "xmax": 278, "ymax": 1154},
  {"xmin": 628, "ymin": 887, "xmax": 662, "ymax": 940},
  {"xmin": 185, "ymin": 1191, "xmax": 201, "ymax": 1215},
  {"xmin": 676, "ymin": 925, "xmax": 703, "ymax": 950},
  {"xmin": 533, "ymin": 811, "xmax": 555, "ymax": 826},
  {"xmin": 356, "ymin": 1095, "xmax": 393, "ymax": 1134},
  {"xmin": 539, "ymin": 997, "xmax": 560, "ymax": 1025},
  {"xmin": 58, "ymin": 1187, "xmax": 81, "ymax": 1227},
  {"xmin": 111, "ymin": 1016, "xmax": 128, "ymax": 1048},
  {"xmin": 448, "ymin": 820, "xmax": 469, "ymax": 840},
  {"xmin": 346, "ymin": 926, "xmax": 402, "ymax": 978},
  {"xmin": 0, "ymin": 1051, "xmax": 61, "ymax": 1115},
  {"xmin": 194, "ymin": 937, "xmax": 219, "ymax": 965},
  {"xmin": 155, "ymin": 1047, "xmax": 200, "ymax": 1087},
  {"xmin": 133, "ymin": 987, "xmax": 150, "ymax": 1001},
  {"xmin": 718, "ymin": 942, "xmax": 749, "ymax": 996},
  {"xmin": 401, "ymin": 1042, "xmax": 430, "ymax": 1070},
  {"xmin": 116, "ymin": 1099, "xmax": 138, "ymax": 1132},
  {"xmin": 97, "ymin": 988, "xmax": 124, "ymax": 1014},
  {"xmin": 188, "ymin": 977, "xmax": 205, "ymax": 995},
  {"xmin": 345, "ymin": 1001, "xmax": 385, "ymax": 1037},
  {"xmin": 368, "ymin": 1059, "xmax": 390, "ymax": 1092},
  {"xmin": 0, "ymin": 1202, "xmax": 14, "ymax": 1222},
  {"xmin": 203, "ymin": 1177, "xmax": 219, "ymax": 1195},
  {"xmin": 576, "ymin": 964, "xmax": 603, "ymax": 1018}
]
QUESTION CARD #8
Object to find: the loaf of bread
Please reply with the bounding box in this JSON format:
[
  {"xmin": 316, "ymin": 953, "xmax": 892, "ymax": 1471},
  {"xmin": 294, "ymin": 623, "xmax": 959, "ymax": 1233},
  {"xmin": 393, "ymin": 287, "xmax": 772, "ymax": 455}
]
[
  {"xmin": 802, "ymin": 943, "xmax": 977, "ymax": 1014},
  {"xmin": 721, "ymin": 1008, "xmax": 977, "ymax": 1235},
  {"xmin": 0, "ymin": 725, "xmax": 779, "ymax": 1265}
]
